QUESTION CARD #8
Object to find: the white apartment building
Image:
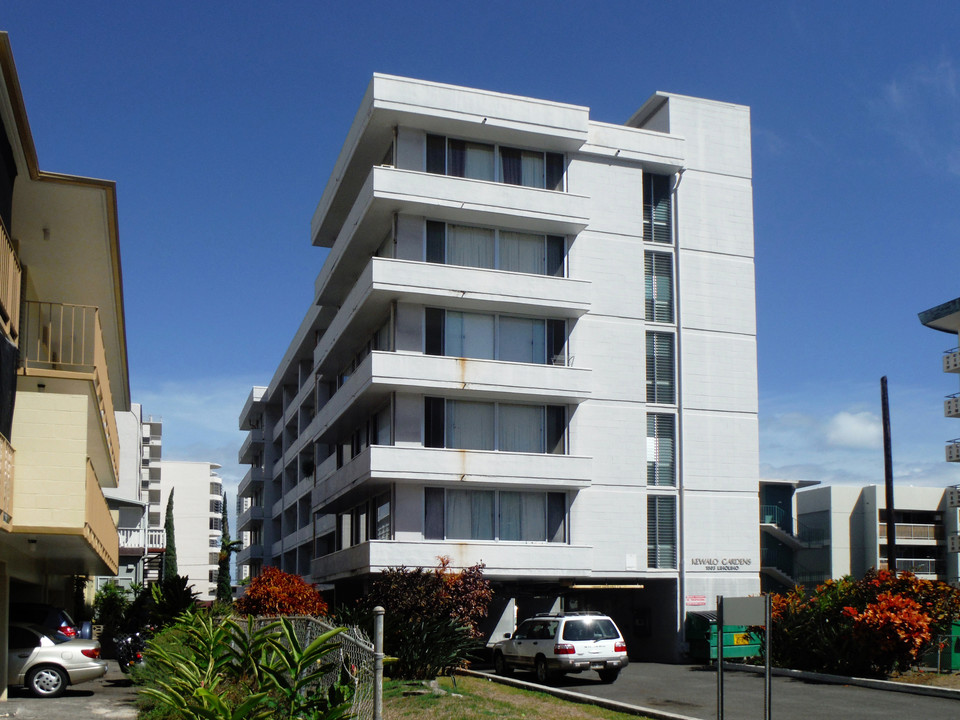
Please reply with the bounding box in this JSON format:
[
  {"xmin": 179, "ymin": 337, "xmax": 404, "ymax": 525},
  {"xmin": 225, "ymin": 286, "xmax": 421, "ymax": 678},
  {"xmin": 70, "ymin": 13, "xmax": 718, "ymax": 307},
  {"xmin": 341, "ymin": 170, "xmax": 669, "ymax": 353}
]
[
  {"xmin": 238, "ymin": 75, "xmax": 760, "ymax": 659},
  {"xmin": 157, "ymin": 461, "xmax": 223, "ymax": 601},
  {"xmin": 96, "ymin": 404, "xmax": 166, "ymax": 591}
]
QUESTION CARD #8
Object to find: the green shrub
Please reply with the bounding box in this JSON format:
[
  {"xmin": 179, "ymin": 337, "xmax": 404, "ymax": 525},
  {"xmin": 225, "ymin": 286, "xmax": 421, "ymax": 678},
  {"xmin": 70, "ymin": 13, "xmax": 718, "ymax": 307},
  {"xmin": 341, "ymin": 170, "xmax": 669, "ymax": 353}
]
[{"xmin": 136, "ymin": 612, "xmax": 352, "ymax": 720}]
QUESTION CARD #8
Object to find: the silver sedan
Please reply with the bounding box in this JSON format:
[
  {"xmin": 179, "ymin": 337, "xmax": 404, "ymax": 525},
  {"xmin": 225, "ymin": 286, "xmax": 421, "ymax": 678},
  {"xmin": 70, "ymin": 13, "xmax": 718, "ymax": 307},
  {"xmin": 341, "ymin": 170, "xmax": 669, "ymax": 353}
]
[{"xmin": 7, "ymin": 623, "xmax": 107, "ymax": 698}]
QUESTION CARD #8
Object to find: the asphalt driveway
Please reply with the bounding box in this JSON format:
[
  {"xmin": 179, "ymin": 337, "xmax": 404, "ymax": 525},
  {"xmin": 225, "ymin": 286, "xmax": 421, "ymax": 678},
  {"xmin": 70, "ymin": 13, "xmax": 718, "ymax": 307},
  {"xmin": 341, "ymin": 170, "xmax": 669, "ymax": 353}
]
[
  {"xmin": 1, "ymin": 660, "xmax": 137, "ymax": 719},
  {"xmin": 478, "ymin": 662, "xmax": 960, "ymax": 720}
]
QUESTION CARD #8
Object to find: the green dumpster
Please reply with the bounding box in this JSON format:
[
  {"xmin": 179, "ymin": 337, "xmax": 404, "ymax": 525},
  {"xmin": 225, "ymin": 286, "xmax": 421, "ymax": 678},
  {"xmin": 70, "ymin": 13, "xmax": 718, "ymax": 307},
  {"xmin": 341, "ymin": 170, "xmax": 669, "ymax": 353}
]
[
  {"xmin": 685, "ymin": 611, "xmax": 762, "ymax": 663},
  {"xmin": 923, "ymin": 622, "xmax": 960, "ymax": 672}
]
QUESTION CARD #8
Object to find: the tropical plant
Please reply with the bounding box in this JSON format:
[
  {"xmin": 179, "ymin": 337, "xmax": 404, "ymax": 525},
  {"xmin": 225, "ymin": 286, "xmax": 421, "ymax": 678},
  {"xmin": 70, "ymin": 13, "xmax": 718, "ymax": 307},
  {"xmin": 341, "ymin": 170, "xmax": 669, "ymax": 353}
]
[
  {"xmin": 217, "ymin": 491, "xmax": 242, "ymax": 603},
  {"xmin": 94, "ymin": 581, "xmax": 130, "ymax": 657},
  {"xmin": 234, "ymin": 567, "xmax": 328, "ymax": 617},
  {"xmin": 353, "ymin": 556, "xmax": 492, "ymax": 678},
  {"xmin": 150, "ymin": 574, "xmax": 199, "ymax": 627},
  {"xmin": 137, "ymin": 612, "xmax": 352, "ymax": 720},
  {"xmin": 767, "ymin": 569, "xmax": 960, "ymax": 677},
  {"xmin": 163, "ymin": 489, "xmax": 177, "ymax": 579}
]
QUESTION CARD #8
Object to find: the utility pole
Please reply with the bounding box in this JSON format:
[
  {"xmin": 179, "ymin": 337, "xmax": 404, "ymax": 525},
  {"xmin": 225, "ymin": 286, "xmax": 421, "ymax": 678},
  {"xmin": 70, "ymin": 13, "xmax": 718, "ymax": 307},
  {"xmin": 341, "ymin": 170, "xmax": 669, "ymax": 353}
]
[{"xmin": 881, "ymin": 376, "xmax": 896, "ymax": 574}]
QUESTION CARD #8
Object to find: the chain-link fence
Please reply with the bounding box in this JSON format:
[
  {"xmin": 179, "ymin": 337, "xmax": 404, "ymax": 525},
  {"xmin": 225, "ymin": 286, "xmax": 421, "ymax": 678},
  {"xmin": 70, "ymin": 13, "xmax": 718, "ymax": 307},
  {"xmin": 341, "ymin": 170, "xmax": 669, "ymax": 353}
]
[{"xmin": 254, "ymin": 616, "xmax": 376, "ymax": 720}]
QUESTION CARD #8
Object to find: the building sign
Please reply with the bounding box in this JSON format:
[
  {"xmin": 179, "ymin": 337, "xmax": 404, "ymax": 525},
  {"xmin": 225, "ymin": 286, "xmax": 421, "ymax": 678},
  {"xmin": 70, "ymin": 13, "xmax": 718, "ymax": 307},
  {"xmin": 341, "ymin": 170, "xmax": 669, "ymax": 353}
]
[
  {"xmin": 685, "ymin": 594, "xmax": 706, "ymax": 606},
  {"xmin": 688, "ymin": 557, "xmax": 753, "ymax": 572}
]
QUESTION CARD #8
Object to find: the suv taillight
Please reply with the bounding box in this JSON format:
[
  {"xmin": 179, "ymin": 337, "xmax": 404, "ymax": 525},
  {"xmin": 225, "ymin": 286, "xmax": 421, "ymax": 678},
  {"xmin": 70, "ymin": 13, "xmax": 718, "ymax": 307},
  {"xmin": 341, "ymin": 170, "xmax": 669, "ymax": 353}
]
[
  {"xmin": 615, "ymin": 641, "xmax": 626, "ymax": 653},
  {"xmin": 554, "ymin": 643, "xmax": 575, "ymax": 655},
  {"xmin": 81, "ymin": 648, "xmax": 100, "ymax": 659},
  {"xmin": 60, "ymin": 623, "xmax": 78, "ymax": 638}
]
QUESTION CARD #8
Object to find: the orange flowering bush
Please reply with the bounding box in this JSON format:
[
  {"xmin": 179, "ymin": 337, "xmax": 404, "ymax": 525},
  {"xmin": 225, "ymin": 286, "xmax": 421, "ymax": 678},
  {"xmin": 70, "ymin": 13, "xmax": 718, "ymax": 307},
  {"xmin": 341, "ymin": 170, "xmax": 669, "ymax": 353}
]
[
  {"xmin": 767, "ymin": 570, "xmax": 960, "ymax": 677},
  {"xmin": 234, "ymin": 566, "xmax": 329, "ymax": 617}
]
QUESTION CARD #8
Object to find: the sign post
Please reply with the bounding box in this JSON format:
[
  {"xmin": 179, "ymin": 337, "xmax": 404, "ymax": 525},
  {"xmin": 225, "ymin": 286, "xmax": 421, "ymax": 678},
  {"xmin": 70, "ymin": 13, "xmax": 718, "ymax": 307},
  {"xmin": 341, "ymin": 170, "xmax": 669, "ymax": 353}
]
[{"xmin": 716, "ymin": 594, "xmax": 771, "ymax": 720}]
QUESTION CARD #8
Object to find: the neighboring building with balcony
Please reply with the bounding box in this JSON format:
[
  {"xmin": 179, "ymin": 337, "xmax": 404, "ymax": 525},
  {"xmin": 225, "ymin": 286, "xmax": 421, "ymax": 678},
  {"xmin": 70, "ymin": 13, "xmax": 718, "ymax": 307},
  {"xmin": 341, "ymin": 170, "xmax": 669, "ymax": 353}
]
[
  {"xmin": 158, "ymin": 461, "xmax": 223, "ymax": 601},
  {"xmin": 919, "ymin": 297, "xmax": 960, "ymax": 462},
  {"xmin": 795, "ymin": 484, "xmax": 959, "ymax": 585},
  {"xmin": 0, "ymin": 31, "xmax": 131, "ymax": 695},
  {"xmin": 238, "ymin": 75, "xmax": 759, "ymax": 660},
  {"xmin": 95, "ymin": 404, "xmax": 165, "ymax": 591},
  {"xmin": 758, "ymin": 478, "xmax": 827, "ymax": 592}
]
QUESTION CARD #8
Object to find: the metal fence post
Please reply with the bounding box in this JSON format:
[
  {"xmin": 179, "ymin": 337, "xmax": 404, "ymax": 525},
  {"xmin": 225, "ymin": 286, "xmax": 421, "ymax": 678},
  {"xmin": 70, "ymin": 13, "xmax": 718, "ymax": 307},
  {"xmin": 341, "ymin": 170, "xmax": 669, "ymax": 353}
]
[{"xmin": 373, "ymin": 606, "xmax": 384, "ymax": 720}]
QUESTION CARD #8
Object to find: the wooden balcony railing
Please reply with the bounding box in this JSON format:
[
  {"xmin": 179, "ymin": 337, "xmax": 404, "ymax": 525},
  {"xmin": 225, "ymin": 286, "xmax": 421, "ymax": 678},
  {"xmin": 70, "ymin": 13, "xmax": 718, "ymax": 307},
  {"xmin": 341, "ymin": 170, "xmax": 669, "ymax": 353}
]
[
  {"xmin": 0, "ymin": 432, "xmax": 13, "ymax": 531},
  {"xmin": 20, "ymin": 301, "xmax": 120, "ymax": 482},
  {"xmin": 118, "ymin": 527, "xmax": 166, "ymax": 552},
  {"xmin": 0, "ymin": 221, "xmax": 21, "ymax": 342}
]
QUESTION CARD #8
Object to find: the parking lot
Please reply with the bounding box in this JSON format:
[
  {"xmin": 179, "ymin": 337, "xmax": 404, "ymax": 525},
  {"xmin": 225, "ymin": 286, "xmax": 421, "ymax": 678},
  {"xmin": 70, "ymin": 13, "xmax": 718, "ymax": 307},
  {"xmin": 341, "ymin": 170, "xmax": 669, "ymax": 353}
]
[
  {"xmin": 477, "ymin": 662, "xmax": 960, "ymax": 720},
  {"xmin": 0, "ymin": 660, "xmax": 137, "ymax": 720}
]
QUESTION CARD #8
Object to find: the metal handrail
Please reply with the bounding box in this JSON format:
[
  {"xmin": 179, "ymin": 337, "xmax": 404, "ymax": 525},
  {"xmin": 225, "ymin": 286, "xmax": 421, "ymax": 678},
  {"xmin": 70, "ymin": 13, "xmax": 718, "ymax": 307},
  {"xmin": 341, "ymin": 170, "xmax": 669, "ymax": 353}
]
[{"xmin": 759, "ymin": 504, "xmax": 826, "ymax": 545}]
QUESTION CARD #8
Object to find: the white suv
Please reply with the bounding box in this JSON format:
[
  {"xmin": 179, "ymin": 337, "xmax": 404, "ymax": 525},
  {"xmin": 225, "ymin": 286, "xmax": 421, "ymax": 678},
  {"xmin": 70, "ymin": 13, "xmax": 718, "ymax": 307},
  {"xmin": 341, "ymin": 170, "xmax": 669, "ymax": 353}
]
[{"xmin": 493, "ymin": 612, "xmax": 628, "ymax": 684}]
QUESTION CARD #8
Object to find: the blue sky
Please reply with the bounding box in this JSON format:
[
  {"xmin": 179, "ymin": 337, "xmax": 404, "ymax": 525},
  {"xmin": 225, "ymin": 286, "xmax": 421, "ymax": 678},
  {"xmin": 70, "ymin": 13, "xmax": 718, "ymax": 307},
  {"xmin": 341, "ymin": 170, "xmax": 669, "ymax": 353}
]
[{"xmin": 4, "ymin": 2, "xmax": 960, "ymax": 498}]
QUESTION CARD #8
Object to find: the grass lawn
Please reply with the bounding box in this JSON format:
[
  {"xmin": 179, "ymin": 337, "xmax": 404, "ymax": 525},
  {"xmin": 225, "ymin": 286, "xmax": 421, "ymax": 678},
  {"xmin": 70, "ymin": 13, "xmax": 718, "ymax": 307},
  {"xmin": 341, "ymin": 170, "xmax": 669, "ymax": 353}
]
[{"xmin": 383, "ymin": 675, "xmax": 653, "ymax": 720}]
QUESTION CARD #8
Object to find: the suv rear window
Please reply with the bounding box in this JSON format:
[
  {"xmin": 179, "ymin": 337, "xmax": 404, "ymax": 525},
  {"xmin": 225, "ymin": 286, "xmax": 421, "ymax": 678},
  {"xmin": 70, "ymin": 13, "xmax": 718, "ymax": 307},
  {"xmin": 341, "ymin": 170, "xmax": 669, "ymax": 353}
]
[{"xmin": 561, "ymin": 618, "xmax": 620, "ymax": 641}]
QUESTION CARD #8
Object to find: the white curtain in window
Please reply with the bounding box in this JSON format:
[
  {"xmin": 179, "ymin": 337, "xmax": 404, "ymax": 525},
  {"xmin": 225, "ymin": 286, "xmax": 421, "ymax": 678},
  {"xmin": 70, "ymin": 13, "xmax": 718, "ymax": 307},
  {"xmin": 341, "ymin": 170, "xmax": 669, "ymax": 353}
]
[
  {"xmin": 444, "ymin": 311, "xmax": 495, "ymax": 359},
  {"xmin": 447, "ymin": 225, "xmax": 494, "ymax": 268},
  {"xmin": 500, "ymin": 232, "xmax": 545, "ymax": 274},
  {"xmin": 500, "ymin": 491, "xmax": 546, "ymax": 541},
  {"xmin": 446, "ymin": 489, "xmax": 494, "ymax": 539},
  {"xmin": 499, "ymin": 316, "xmax": 545, "ymax": 364},
  {"xmin": 446, "ymin": 400, "xmax": 495, "ymax": 450},
  {"xmin": 521, "ymin": 151, "xmax": 545, "ymax": 188},
  {"xmin": 464, "ymin": 143, "xmax": 495, "ymax": 181},
  {"xmin": 499, "ymin": 404, "xmax": 543, "ymax": 453}
]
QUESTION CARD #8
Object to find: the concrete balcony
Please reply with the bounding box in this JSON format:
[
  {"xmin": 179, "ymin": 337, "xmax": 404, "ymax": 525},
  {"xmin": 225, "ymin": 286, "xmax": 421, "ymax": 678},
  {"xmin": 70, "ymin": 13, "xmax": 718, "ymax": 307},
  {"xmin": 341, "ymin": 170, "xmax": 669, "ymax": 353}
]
[
  {"xmin": 314, "ymin": 165, "xmax": 590, "ymax": 304},
  {"xmin": 946, "ymin": 394, "xmax": 960, "ymax": 418},
  {"xmin": 314, "ymin": 444, "xmax": 591, "ymax": 514},
  {"xmin": 238, "ymin": 504, "xmax": 264, "ymax": 529},
  {"xmin": 239, "ymin": 386, "xmax": 266, "ymax": 430},
  {"xmin": 315, "ymin": 351, "xmax": 590, "ymax": 447},
  {"xmin": 0, "ymin": 221, "xmax": 21, "ymax": 342},
  {"xmin": 238, "ymin": 427, "xmax": 264, "ymax": 464},
  {"xmin": 237, "ymin": 544, "xmax": 264, "ymax": 565},
  {"xmin": 311, "ymin": 539, "xmax": 593, "ymax": 584},
  {"xmin": 9, "ymin": 459, "xmax": 119, "ymax": 575},
  {"xmin": 314, "ymin": 256, "xmax": 590, "ymax": 373},
  {"xmin": 238, "ymin": 466, "xmax": 264, "ymax": 498},
  {"xmin": 947, "ymin": 439, "xmax": 960, "ymax": 463},
  {"xmin": 19, "ymin": 301, "xmax": 120, "ymax": 485},
  {"xmin": 944, "ymin": 348, "xmax": 960, "ymax": 373}
]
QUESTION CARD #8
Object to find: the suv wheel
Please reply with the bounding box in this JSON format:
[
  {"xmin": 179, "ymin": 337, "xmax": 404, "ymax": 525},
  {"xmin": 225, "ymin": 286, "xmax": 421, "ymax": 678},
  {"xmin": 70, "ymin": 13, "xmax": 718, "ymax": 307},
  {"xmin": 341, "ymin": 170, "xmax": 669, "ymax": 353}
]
[
  {"xmin": 598, "ymin": 668, "xmax": 620, "ymax": 683},
  {"xmin": 535, "ymin": 656, "xmax": 554, "ymax": 685},
  {"xmin": 494, "ymin": 651, "xmax": 512, "ymax": 677}
]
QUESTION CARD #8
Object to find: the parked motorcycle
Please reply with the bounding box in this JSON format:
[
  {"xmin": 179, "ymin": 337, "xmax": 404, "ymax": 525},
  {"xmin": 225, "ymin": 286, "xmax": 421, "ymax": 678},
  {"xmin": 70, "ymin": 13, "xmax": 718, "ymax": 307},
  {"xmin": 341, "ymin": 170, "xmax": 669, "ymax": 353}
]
[{"xmin": 115, "ymin": 631, "xmax": 147, "ymax": 673}]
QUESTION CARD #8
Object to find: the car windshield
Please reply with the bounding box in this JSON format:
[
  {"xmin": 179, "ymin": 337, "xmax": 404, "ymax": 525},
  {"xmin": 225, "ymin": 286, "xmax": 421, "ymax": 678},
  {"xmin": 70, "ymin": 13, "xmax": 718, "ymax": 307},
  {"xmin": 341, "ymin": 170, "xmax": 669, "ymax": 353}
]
[{"xmin": 561, "ymin": 618, "xmax": 620, "ymax": 641}]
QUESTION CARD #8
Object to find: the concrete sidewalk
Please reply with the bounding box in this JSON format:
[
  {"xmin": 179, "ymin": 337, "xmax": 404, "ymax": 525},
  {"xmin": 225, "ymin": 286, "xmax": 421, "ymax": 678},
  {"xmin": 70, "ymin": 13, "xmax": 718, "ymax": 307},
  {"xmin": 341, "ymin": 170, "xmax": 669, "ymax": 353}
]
[{"xmin": 0, "ymin": 660, "xmax": 137, "ymax": 719}]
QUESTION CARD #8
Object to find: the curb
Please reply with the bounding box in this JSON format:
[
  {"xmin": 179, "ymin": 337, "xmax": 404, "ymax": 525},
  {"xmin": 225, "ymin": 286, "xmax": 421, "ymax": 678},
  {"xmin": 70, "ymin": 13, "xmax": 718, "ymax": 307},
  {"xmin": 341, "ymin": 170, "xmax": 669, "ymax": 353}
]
[
  {"xmin": 461, "ymin": 669, "xmax": 702, "ymax": 720},
  {"xmin": 723, "ymin": 662, "xmax": 960, "ymax": 701}
]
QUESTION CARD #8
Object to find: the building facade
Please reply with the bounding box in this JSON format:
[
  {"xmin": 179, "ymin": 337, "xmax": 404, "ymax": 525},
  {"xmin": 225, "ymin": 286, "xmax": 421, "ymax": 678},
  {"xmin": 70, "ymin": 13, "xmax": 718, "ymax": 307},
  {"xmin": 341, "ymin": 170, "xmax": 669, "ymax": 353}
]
[
  {"xmin": 0, "ymin": 31, "xmax": 131, "ymax": 696},
  {"xmin": 95, "ymin": 404, "xmax": 166, "ymax": 591},
  {"xmin": 796, "ymin": 484, "xmax": 960, "ymax": 587},
  {"xmin": 158, "ymin": 461, "xmax": 223, "ymax": 601},
  {"xmin": 238, "ymin": 76, "xmax": 760, "ymax": 659}
]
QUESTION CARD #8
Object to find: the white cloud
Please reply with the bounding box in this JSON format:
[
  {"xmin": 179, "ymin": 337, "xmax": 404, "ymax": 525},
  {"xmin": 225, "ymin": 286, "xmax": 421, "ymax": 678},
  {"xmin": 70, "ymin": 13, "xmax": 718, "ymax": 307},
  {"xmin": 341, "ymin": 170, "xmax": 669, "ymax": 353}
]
[
  {"xmin": 823, "ymin": 411, "xmax": 882, "ymax": 450},
  {"xmin": 873, "ymin": 55, "xmax": 960, "ymax": 176}
]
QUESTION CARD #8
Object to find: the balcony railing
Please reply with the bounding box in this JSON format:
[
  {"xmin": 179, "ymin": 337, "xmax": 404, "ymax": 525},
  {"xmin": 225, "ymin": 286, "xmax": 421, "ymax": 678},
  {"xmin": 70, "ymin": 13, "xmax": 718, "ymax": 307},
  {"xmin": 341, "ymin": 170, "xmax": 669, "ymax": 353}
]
[
  {"xmin": 759, "ymin": 504, "xmax": 826, "ymax": 545},
  {"xmin": 880, "ymin": 558, "xmax": 940, "ymax": 575},
  {"xmin": 20, "ymin": 302, "xmax": 120, "ymax": 481},
  {"xmin": 0, "ymin": 432, "xmax": 12, "ymax": 531},
  {"xmin": 118, "ymin": 527, "xmax": 166, "ymax": 552},
  {"xmin": 878, "ymin": 523, "xmax": 940, "ymax": 541},
  {"xmin": 0, "ymin": 221, "xmax": 21, "ymax": 342},
  {"xmin": 84, "ymin": 460, "xmax": 119, "ymax": 573}
]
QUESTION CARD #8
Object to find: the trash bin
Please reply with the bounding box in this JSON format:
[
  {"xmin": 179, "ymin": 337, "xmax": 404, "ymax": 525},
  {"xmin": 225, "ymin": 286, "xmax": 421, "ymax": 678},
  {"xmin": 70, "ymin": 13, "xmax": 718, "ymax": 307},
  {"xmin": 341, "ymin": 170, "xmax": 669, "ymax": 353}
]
[
  {"xmin": 685, "ymin": 611, "xmax": 762, "ymax": 662},
  {"xmin": 922, "ymin": 622, "xmax": 960, "ymax": 672}
]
